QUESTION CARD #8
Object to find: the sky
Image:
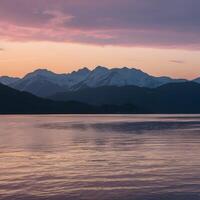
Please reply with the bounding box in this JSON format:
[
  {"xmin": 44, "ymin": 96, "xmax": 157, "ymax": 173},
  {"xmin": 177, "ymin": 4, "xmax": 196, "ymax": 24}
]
[{"xmin": 0, "ymin": 0, "xmax": 200, "ymax": 79}]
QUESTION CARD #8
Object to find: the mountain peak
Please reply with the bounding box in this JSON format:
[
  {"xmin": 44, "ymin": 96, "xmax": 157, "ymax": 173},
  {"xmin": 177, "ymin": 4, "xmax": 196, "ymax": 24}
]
[
  {"xmin": 33, "ymin": 68, "xmax": 54, "ymax": 75},
  {"xmin": 94, "ymin": 66, "xmax": 108, "ymax": 71},
  {"xmin": 76, "ymin": 67, "xmax": 90, "ymax": 74},
  {"xmin": 23, "ymin": 68, "xmax": 56, "ymax": 79},
  {"xmin": 0, "ymin": 76, "xmax": 20, "ymax": 85}
]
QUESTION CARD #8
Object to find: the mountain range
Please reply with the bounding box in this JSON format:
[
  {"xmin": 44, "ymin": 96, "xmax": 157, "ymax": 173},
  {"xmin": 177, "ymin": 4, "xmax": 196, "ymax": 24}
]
[
  {"xmin": 1, "ymin": 66, "xmax": 200, "ymax": 114},
  {"xmin": 0, "ymin": 66, "xmax": 188, "ymax": 97}
]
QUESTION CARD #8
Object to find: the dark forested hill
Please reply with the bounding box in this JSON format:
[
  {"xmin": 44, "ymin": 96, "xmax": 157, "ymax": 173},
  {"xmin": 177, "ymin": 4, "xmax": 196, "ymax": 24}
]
[
  {"xmin": 0, "ymin": 83, "xmax": 143, "ymax": 114},
  {"xmin": 50, "ymin": 81, "xmax": 200, "ymax": 114},
  {"xmin": 0, "ymin": 83, "xmax": 96, "ymax": 114},
  {"xmin": 1, "ymin": 81, "xmax": 200, "ymax": 114}
]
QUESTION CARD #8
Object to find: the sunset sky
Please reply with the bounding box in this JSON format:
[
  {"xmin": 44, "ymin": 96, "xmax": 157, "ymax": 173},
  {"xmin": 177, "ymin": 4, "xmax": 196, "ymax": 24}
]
[{"xmin": 1, "ymin": 0, "xmax": 200, "ymax": 79}]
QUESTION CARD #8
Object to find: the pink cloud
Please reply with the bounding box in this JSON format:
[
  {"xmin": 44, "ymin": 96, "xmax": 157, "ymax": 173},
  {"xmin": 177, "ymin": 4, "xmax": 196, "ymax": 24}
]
[{"xmin": 1, "ymin": 0, "xmax": 200, "ymax": 48}]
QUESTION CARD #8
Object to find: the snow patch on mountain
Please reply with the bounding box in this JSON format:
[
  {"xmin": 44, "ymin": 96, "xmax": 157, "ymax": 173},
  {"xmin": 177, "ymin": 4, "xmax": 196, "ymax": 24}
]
[
  {"xmin": 0, "ymin": 66, "xmax": 188, "ymax": 97},
  {"xmin": 0, "ymin": 76, "xmax": 20, "ymax": 85}
]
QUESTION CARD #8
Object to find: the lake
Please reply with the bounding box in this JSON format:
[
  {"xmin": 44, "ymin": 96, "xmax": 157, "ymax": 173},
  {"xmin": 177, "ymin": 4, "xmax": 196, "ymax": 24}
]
[{"xmin": 0, "ymin": 115, "xmax": 200, "ymax": 200}]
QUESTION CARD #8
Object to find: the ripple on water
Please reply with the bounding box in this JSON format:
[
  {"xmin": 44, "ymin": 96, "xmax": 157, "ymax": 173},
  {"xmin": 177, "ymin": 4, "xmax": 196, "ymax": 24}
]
[{"xmin": 0, "ymin": 115, "xmax": 200, "ymax": 200}]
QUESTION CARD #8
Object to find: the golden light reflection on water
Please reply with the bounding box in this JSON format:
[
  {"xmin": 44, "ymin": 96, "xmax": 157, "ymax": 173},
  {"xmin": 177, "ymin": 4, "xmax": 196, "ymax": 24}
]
[{"xmin": 0, "ymin": 115, "xmax": 200, "ymax": 200}]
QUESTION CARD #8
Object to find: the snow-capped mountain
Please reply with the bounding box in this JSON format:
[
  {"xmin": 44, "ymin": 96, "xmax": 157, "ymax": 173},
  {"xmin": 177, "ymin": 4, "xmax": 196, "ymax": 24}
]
[
  {"xmin": 0, "ymin": 76, "xmax": 20, "ymax": 85},
  {"xmin": 8, "ymin": 68, "xmax": 91, "ymax": 97},
  {"xmin": 0, "ymin": 66, "xmax": 187, "ymax": 97},
  {"xmin": 72, "ymin": 66, "xmax": 184, "ymax": 90},
  {"xmin": 193, "ymin": 77, "xmax": 200, "ymax": 84},
  {"xmin": 19, "ymin": 68, "xmax": 90, "ymax": 85}
]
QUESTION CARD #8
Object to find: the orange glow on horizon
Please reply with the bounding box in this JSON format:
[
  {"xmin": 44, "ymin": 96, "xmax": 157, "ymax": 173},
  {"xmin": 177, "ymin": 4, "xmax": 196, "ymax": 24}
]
[{"xmin": 0, "ymin": 41, "xmax": 200, "ymax": 80}]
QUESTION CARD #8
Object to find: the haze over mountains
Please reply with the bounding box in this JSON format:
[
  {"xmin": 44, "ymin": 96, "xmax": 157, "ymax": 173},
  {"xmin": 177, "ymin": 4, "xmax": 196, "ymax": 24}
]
[{"xmin": 0, "ymin": 66, "xmax": 188, "ymax": 97}]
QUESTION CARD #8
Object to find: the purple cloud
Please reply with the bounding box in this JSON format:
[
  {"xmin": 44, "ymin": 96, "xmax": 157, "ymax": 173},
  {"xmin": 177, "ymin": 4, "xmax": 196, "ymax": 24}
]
[{"xmin": 0, "ymin": 0, "xmax": 200, "ymax": 48}]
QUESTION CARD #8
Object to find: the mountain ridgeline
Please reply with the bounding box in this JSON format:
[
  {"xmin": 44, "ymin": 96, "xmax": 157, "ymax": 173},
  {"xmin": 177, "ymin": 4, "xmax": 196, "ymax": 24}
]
[
  {"xmin": 1, "ymin": 66, "xmax": 186, "ymax": 97},
  {"xmin": 0, "ymin": 66, "xmax": 200, "ymax": 114}
]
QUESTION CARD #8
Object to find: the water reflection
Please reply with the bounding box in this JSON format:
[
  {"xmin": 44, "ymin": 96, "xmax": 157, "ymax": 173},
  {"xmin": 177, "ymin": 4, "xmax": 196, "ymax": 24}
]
[
  {"xmin": 0, "ymin": 115, "xmax": 200, "ymax": 200},
  {"xmin": 40, "ymin": 120, "xmax": 200, "ymax": 133}
]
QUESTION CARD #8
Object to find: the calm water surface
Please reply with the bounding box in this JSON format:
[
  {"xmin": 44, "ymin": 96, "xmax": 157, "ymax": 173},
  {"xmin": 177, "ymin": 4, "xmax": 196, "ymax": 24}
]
[{"xmin": 0, "ymin": 115, "xmax": 200, "ymax": 200}]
